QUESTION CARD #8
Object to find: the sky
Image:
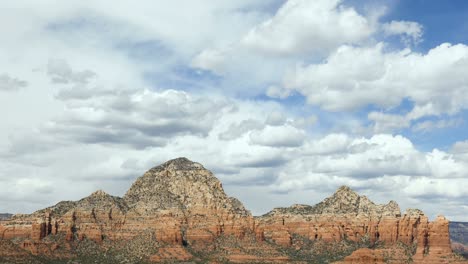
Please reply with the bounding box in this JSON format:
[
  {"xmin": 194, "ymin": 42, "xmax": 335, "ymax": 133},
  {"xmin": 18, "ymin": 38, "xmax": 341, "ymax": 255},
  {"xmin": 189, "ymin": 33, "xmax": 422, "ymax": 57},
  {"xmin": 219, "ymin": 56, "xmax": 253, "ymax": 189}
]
[{"xmin": 0, "ymin": 0, "xmax": 467, "ymax": 221}]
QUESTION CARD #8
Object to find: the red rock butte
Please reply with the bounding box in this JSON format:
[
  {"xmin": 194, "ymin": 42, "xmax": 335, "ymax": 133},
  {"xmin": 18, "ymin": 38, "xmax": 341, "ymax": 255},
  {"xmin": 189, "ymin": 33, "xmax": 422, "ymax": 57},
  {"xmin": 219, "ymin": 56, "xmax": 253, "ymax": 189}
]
[{"xmin": 0, "ymin": 157, "xmax": 466, "ymax": 263}]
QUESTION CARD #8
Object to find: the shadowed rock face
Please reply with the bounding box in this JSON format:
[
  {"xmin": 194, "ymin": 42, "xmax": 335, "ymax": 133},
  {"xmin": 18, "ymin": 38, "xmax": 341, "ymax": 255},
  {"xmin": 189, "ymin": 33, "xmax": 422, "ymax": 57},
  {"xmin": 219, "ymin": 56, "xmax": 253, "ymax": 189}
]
[{"xmin": 0, "ymin": 158, "xmax": 465, "ymax": 263}]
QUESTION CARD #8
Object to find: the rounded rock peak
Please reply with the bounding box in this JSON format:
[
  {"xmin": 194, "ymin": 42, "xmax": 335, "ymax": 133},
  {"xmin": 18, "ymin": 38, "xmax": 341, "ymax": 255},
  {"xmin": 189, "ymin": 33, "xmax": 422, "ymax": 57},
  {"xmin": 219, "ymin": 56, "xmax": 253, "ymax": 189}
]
[
  {"xmin": 151, "ymin": 157, "xmax": 205, "ymax": 172},
  {"xmin": 90, "ymin": 189, "xmax": 109, "ymax": 197},
  {"xmin": 291, "ymin": 204, "xmax": 309, "ymax": 209},
  {"xmin": 405, "ymin": 208, "xmax": 424, "ymax": 216},
  {"xmin": 435, "ymin": 215, "xmax": 448, "ymax": 221},
  {"xmin": 336, "ymin": 185, "xmax": 355, "ymax": 193},
  {"xmin": 332, "ymin": 186, "xmax": 359, "ymax": 200}
]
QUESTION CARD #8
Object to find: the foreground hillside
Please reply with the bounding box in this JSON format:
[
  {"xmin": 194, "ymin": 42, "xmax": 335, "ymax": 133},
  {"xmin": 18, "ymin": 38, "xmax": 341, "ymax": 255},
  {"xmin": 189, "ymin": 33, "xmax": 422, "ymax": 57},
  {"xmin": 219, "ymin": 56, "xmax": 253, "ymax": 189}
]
[{"xmin": 0, "ymin": 158, "xmax": 466, "ymax": 263}]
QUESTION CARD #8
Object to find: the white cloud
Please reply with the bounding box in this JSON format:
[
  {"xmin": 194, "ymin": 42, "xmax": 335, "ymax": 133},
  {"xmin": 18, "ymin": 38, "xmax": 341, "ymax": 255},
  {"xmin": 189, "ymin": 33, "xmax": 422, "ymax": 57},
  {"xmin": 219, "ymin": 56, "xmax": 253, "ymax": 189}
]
[
  {"xmin": 265, "ymin": 111, "xmax": 287, "ymax": 126},
  {"xmin": 382, "ymin": 20, "xmax": 423, "ymax": 46},
  {"xmin": 303, "ymin": 133, "xmax": 351, "ymax": 155},
  {"xmin": 309, "ymin": 134, "xmax": 429, "ymax": 178},
  {"xmin": 241, "ymin": 0, "xmax": 374, "ymax": 55},
  {"xmin": 191, "ymin": 48, "xmax": 228, "ymax": 75},
  {"xmin": 367, "ymin": 103, "xmax": 458, "ymax": 133},
  {"xmin": 46, "ymin": 87, "xmax": 232, "ymax": 149},
  {"xmin": 274, "ymin": 134, "xmax": 468, "ymax": 193},
  {"xmin": 249, "ymin": 124, "xmax": 306, "ymax": 147},
  {"xmin": 283, "ymin": 43, "xmax": 468, "ymax": 118},
  {"xmin": 219, "ymin": 119, "xmax": 264, "ymax": 140},
  {"xmin": 412, "ymin": 118, "xmax": 463, "ymax": 133},
  {"xmin": 368, "ymin": 111, "xmax": 411, "ymax": 133}
]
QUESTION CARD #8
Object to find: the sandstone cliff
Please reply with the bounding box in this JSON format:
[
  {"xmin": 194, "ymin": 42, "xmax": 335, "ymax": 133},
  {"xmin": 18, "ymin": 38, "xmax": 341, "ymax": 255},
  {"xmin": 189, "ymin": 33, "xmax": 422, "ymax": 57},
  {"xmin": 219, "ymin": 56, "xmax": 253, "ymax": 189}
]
[
  {"xmin": 258, "ymin": 186, "xmax": 465, "ymax": 263},
  {"xmin": 0, "ymin": 157, "xmax": 465, "ymax": 263}
]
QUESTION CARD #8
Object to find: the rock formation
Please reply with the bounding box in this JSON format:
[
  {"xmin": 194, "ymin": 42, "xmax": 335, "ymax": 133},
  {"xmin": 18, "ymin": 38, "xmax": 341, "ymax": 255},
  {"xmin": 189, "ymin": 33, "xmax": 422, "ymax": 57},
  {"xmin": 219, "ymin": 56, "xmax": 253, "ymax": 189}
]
[
  {"xmin": 258, "ymin": 186, "xmax": 465, "ymax": 263},
  {"xmin": 0, "ymin": 157, "xmax": 465, "ymax": 263}
]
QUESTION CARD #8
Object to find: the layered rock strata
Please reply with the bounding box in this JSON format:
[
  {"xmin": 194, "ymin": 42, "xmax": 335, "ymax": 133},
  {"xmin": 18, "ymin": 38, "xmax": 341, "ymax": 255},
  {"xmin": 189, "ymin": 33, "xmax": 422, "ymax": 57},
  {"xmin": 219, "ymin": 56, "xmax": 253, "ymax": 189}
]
[
  {"xmin": 257, "ymin": 186, "xmax": 459, "ymax": 263},
  {"xmin": 0, "ymin": 157, "xmax": 464, "ymax": 263}
]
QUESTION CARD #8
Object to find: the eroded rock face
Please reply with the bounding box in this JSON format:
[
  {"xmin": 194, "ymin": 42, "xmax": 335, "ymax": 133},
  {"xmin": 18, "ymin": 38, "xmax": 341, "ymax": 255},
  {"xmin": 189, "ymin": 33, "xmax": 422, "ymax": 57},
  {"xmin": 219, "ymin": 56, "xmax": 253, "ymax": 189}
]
[
  {"xmin": 0, "ymin": 158, "xmax": 255, "ymax": 262},
  {"xmin": 0, "ymin": 158, "xmax": 464, "ymax": 263},
  {"xmin": 257, "ymin": 186, "xmax": 403, "ymax": 245},
  {"xmin": 122, "ymin": 158, "xmax": 253, "ymax": 247},
  {"xmin": 256, "ymin": 186, "xmax": 459, "ymax": 263}
]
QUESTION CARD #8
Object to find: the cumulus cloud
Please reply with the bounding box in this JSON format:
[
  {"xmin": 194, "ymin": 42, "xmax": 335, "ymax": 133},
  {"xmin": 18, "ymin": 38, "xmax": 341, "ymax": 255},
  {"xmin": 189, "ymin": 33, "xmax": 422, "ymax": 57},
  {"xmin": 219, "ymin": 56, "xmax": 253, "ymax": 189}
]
[
  {"xmin": 265, "ymin": 111, "xmax": 287, "ymax": 126},
  {"xmin": 368, "ymin": 111, "xmax": 410, "ymax": 133},
  {"xmin": 241, "ymin": 0, "xmax": 374, "ymax": 55},
  {"xmin": 382, "ymin": 20, "xmax": 423, "ymax": 46},
  {"xmin": 283, "ymin": 43, "xmax": 468, "ymax": 118},
  {"xmin": 303, "ymin": 133, "xmax": 351, "ymax": 155},
  {"xmin": 191, "ymin": 48, "xmax": 228, "ymax": 75},
  {"xmin": 305, "ymin": 134, "xmax": 429, "ymax": 179},
  {"xmin": 0, "ymin": 74, "xmax": 28, "ymax": 91},
  {"xmin": 47, "ymin": 88, "xmax": 232, "ymax": 149},
  {"xmin": 249, "ymin": 125, "xmax": 306, "ymax": 147},
  {"xmin": 219, "ymin": 119, "xmax": 264, "ymax": 140}
]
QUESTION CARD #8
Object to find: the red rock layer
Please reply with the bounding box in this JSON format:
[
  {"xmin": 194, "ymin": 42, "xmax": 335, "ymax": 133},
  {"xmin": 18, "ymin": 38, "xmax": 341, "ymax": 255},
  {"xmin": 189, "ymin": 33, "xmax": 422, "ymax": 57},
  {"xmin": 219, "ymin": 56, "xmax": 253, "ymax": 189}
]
[
  {"xmin": 0, "ymin": 158, "xmax": 465, "ymax": 263},
  {"xmin": 0, "ymin": 200, "xmax": 461, "ymax": 263}
]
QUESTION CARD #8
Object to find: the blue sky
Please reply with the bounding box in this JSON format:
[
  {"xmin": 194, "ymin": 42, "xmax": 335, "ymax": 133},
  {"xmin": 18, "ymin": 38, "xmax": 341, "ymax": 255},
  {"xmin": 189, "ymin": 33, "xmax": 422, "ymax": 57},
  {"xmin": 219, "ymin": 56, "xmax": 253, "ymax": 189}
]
[
  {"xmin": 389, "ymin": 0, "xmax": 468, "ymax": 48},
  {"xmin": 0, "ymin": 0, "xmax": 467, "ymax": 221}
]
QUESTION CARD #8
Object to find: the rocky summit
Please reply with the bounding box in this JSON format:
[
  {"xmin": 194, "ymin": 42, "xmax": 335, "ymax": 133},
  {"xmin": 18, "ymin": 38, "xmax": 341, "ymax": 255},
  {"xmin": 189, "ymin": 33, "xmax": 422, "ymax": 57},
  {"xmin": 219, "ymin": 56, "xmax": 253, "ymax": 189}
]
[{"xmin": 0, "ymin": 158, "xmax": 466, "ymax": 263}]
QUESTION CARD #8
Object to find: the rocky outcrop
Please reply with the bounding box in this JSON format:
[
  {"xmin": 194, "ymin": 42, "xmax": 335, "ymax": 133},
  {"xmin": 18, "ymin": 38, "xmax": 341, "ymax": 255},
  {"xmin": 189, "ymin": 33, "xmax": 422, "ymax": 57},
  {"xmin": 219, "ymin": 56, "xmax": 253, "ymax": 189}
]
[
  {"xmin": 0, "ymin": 158, "xmax": 257, "ymax": 262},
  {"xmin": 257, "ymin": 187, "xmax": 460, "ymax": 263},
  {"xmin": 257, "ymin": 186, "xmax": 403, "ymax": 246},
  {"xmin": 122, "ymin": 157, "xmax": 252, "ymax": 248},
  {"xmin": 0, "ymin": 158, "xmax": 465, "ymax": 263}
]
